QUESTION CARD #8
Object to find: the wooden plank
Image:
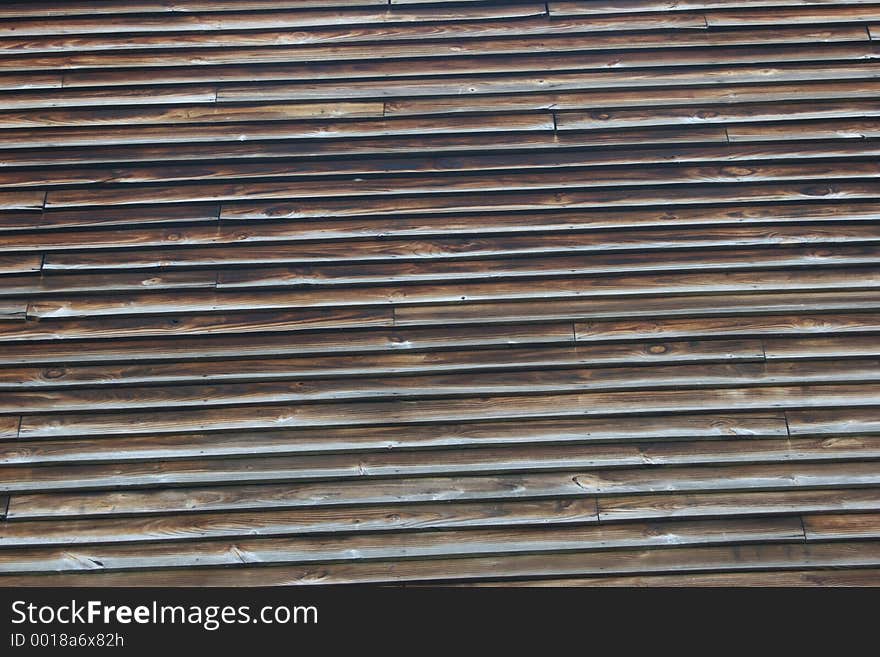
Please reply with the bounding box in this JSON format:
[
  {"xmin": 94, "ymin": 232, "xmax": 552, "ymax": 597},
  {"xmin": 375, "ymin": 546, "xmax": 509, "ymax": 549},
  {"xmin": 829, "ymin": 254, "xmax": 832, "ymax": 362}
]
[
  {"xmin": 0, "ymin": 5, "xmax": 550, "ymax": 38},
  {"xmin": 0, "ymin": 497, "xmax": 599, "ymax": 548},
  {"xmin": 0, "ymin": 338, "xmax": 766, "ymax": 388},
  {"xmin": 0, "ymin": 417, "xmax": 19, "ymax": 440},
  {"xmin": 214, "ymin": 63, "xmax": 880, "ymax": 103},
  {"xmin": 10, "ymin": 142, "xmax": 880, "ymax": 189},
  {"xmin": 0, "ymin": 307, "xmax": 393, "ymax": 342},
  {"xmin": 393, "ymin": 289, "xmax": 880, "ymax": 327},
  {"xmin": 705, "ymin": 6, "xmax": 880, "ymax": 27},
  {"xmin": 0, "ymin": 14, "xmax": 713, "ymax": 55},
  {"xmin": 218, "ymin": 181, "xmax": 880, "ymax": 220},
  {"xmin": 575, "ymin": 313, "xmax": 880, "ymax": 343},
  {"xmin": 15, "ymin": 383, "xmax": 880, "ymax": 437},
  {"xmin": 0, "ymin": 101, "xmax": 386, "ymax": 129},
  {"xmin": 386, "ymin": 81, "xmax": 880, "ymax": 117},
  {"xmin": 213, "ymin": 245, "xmax": 880, "ymax": 289},
  {"xmin": 0, "ymin": 518, "xmax": 803, "ymax": 574},
  {"xmin": 0, "ymin": 126, "xmax": 726, "ymax": 169},
  {"xmin": 555, "ymin": 99, "xmax": 880, "ymax": 132},
  {"xmin": 8, "ymin": 359, "xmax": 880, "ymax": 415},
  {"xmin": 47, "ymin": 43, "xmax": 880, "ymax": 88},
  {"xmin": 3, "ymin": 436, "xmax": 878, "ymax": 492},
  {"xmin": 25, "ymin": 203, "xmax": 221, "ymax": 232},
  {"xmin": 0, "ymin": 85, "xmax": 218, "ymax": 111},
  {"xmin": 0, "ymin": 302, "xmax": 27, "ymax": 320},
  {"xmin": 0, "ymin": 413, "xmax": 787, "ymax": 465},
  {"xmin": 787, "ymin": 407, "xmax": 880, "ymax": 436},
  {"xmin": 728, "ymin": 119, "xmax": 880, "ymax": 142},
  {"xmin": 2, "ymin": 540, "xmax": 878, "ymax": 586},
  {"xmin": 0, "ymin": 26, "xmax": 861, "ymax": 71},
  {"xmin": 0, "ymin": 323, "xmax": 573, "ymax": 365},
  {"xmin": 4, "ymin": 201, "xmax": 874, "ymax": 255},
  {"xmin": 600, "ymin": 488, "xmax": 880, "ymax": 522},
  {"xmin": 26, "ymin": 268, "xmax": 880, "ymax": 319},
  {"xmin": 550, "ymin": 1, "xmax": 880, "ymax": 15},
  {"xmin": 0, "ymin": 271, "xmax": 217, "ymax": 296},
  {"xmin": 763, "ymin": 335, "xmax": 880, "ymax": 360},
  {"xmin": 0, "ymin": 254, "xmax": 42, "ymax": 274},
  {"xmin": 0, "ymin": 73, "xmax": 62, "ymax": 90},
  {"xmin": 42, "ymin": 161, "xmax": 880, "ymax": 208},
  {"xmin": 0, "ymin": 1, "xmax": 390, "ymax": 18},
  {"xmin": 457, "ymin": 569, "xmax": 880, "ymax": 586},
  {"xmin": 0, "ymin": 2, "xmax": 546, "ymax": 36},
  {"xmin": 803, "ymin": 513, "xmax": 880, "ymax": 540},
  {"xmin": 0, "ymin": 191, "xmax": 44, "ymax": 210},
  {"xmin": 0, "ymin": 113, "xmax": 554, "ymax": 149},
  {"xmin": 10, "ymin": 461, "xmax": 878, "ymax": 519},
  {"xmin": 39, "ymin": 222, "xmax": 880, "ymax": 267}
]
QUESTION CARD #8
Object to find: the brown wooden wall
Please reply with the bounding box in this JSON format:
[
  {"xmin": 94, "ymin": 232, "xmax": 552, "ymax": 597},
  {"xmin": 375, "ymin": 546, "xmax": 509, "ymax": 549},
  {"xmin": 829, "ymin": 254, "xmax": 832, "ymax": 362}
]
[{"xmin": 0, "ymin": 0, "xmax": 879, "ymax": 586}]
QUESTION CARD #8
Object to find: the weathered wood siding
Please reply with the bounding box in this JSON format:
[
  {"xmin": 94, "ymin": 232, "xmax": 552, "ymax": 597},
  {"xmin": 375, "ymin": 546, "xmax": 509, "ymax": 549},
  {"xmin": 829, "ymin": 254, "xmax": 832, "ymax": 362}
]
[{"xmin": 0, "ymin": 0, "xmax": 878, "ymax": 586}]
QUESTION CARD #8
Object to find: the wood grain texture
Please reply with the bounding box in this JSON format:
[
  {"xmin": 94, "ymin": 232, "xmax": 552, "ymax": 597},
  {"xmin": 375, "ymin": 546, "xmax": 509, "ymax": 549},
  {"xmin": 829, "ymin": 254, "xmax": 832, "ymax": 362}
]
[{"xmin": 1, "ymin": 0, "xmax": 878, "ymax": 586}]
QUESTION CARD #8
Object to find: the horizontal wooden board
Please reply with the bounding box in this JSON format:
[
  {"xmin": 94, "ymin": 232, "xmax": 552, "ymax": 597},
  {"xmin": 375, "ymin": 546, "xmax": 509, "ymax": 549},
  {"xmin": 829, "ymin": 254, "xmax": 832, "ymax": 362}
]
[
  {"xmin": 0, "ymin": 517, "xmax": 804, "ymax": 574},
  {"xmin": 2, "ymin": 540, "xmax": 879, "ymax": 585},
  {"xmin": 0, "ymin": 413, "xmax": 787, "ymax": 465},
  {"xmin": 0, "ymin": 338, "xmax": 767, "ymax": 389},
  {"xmin": 600, "ymin": 488, "xmax": 880, "ymax": 521},
  {"xmin": 457, "ymin": 569, "xmax": 880, "ymax": 586},
  {"xmin": 0, "ymin": 497, "xmax": 601, "ymax": 548},
  {"xmin": 3, "ymin": 436, "xmax": 879, "ymax": 493},
  {"xmin": 15, "ymin": 383, "xmax": 880, "ymax": 437},
  {"xmin": 10, "ymin": 460, "xmax": 879, "ymax": 520}
]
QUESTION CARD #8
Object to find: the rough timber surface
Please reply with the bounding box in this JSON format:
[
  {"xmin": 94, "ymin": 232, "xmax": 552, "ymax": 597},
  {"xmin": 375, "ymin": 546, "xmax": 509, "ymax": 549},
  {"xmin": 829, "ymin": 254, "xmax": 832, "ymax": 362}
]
[{"xmin": 0, "ymin": 0, "xmax": 879, "ymax": 587}]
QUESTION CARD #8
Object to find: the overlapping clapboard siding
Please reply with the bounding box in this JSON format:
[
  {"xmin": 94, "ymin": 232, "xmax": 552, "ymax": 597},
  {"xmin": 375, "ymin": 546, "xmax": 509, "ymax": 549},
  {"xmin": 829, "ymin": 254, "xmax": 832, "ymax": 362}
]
[{"xmin": 0, "ymin": 0, "xmax": 878, "ymax": 586}]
